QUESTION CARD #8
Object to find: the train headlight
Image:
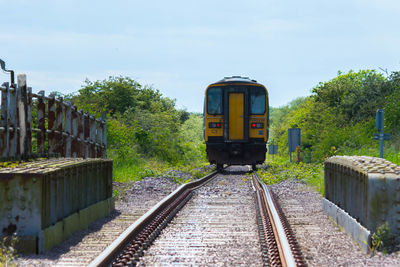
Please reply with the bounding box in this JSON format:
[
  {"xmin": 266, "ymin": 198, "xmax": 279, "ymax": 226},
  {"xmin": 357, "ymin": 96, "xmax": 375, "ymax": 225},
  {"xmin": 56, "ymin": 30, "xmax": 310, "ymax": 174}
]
[
  {"xmin": 251, "ymin": 122, "xmax": 264, "ymax": 129},
  {"xmin": 209, "ymin": 122, "xmax": 222, "ymax": 128}
]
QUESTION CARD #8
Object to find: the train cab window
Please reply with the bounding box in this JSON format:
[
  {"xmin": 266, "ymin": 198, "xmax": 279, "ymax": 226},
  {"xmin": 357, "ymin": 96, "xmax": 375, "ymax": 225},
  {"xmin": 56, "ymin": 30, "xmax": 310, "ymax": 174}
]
[
  {"xmin": 250, "ymin": 87, "xmax": 266, "ymax": 114},
  {"xmin": 207, "ymin": 87, "xmax": 223, "ymax": 115}
]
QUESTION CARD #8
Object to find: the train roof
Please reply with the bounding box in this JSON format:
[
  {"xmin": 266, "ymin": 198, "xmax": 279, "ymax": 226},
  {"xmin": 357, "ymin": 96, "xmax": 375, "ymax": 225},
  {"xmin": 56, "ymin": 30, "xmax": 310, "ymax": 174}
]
[{"xmin": 209, "ymin": 76, "xmax": 262, "ymax": 86}]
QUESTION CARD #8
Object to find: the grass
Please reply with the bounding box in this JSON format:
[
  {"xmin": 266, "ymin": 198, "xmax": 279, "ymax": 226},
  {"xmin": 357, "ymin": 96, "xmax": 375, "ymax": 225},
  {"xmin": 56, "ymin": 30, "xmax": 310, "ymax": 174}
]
[
  {"xmin": 109, "ymin": 144, "xmax": 213, "ymax": 185},
  {"xmin": 178, "ymin": 162, "xmax": 214, "ymax": 179},
  {"xmin": 113, "ymin": 161, "xmax": 158, "ymax": 183},
  {"xmin": 371, "ymin": 222, "xmax": 395, "ymax": 254},
  {"xmin": 112, "ymin": 158, "xmax": 212, "ymax": 182},
  {"xmin": 0, "ymin": 234, "xmax": 18, "ymax": 266},
  {"xmin": 260, "ymin": 154, "xmax": 325, "ymax": 195},
  {"xmin": 112, "ymin": 140, "xmax": 400, "ymax": 198}
]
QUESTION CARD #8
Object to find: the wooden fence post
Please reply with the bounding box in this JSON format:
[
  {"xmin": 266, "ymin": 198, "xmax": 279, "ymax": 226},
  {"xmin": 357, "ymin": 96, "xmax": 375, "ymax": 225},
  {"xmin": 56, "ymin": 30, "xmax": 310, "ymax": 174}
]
[
  {"xmin": 78, "ymin": 110, "xmax": 84, "ymax": 158},
  {"xmin": 37, "ymin": 91, "xmax": 46, "ymax": 154},
  {"xmin": 17, "ymin": 74, "xmax": 29, "ymax": 157},
  {"xmin": 1, "ymin": 83, "xmax": 9, "ymax": 158},
  {"xmin": 96, "ymin": 118, "xmax": 102, "ymax": 158},
  {"xmin": 48, "ymin": 94, "xmax": 56, "ymax": 154},
  {"xmin": 90, "ymin": 115, "xmax": 96, "ymax": 158},
  {"xmin": 64, "ymin": 102, "xmax": 72, "ymax": 157},
  {"xmin": 71, "ymin": 105, "xmax": 78, "ymax": 158},
  {"xmin": 1, "ymin": 76, "xmax": 108, "ymax": 159},
  {"xmin": 84, "ymin": 112, "xmax": 90, "ymax": 158},
  {"xmin": 8, "ymin": 85, "xmax": 17, "ymax": 157},
  {"xmin": 27, "ymin": 86, "xmax": 32, "ymax": 155},
  {"xmin": 56, "ymin": 97, "xmax": 63, "ymax": 156},
  {"xmin": 101, "ymin": 112, "xmax": 107, "ymax": 158}
]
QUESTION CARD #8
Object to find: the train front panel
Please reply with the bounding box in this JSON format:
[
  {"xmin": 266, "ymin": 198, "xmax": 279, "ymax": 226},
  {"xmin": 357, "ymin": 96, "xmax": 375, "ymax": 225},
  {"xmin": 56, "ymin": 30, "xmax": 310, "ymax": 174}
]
[{"xmin": 204, "ymin": 77, "xmax": 268, "ymax": 168}]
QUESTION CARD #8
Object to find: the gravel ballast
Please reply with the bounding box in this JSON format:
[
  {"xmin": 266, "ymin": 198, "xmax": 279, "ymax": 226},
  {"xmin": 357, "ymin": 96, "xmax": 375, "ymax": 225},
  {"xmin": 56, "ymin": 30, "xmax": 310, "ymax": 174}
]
[
  {"xmin": 137, "ymin": 166, "xmax": 263, "ymax": 266},
  {"xmin": 270, "ymin": 179, "xmax": 400, "ymax": 266},
  {"xmin": 14, "ymin": 176, "xmax": 180, "ymax": 266},
  {"xmin": 13, "ymin": 168, "xmax": 400, "ymax": 266}
]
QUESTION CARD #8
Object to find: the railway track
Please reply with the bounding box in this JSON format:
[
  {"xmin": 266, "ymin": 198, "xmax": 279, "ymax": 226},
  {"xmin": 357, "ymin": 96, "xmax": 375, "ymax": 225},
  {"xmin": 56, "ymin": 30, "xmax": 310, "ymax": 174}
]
[
  {"xmin": 253, "ymin": 171, "xmax": 305, "ymax": 266},
  {"xmin": 90, "ymin": 166, "xmax": 305, "ymax": 266}
]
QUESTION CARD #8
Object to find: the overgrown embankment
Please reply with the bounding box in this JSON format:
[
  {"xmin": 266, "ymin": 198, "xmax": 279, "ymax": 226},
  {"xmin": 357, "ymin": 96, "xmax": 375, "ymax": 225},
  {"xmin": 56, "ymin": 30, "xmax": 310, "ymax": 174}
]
[
  {"xmin": 256, "ymin": 158, "xmax": 324, "ymax": 195},
  {"xmin": 270, "ymin": 70, "xmax": 400, "ymax": 165},
  {"xmin": 263, "ymin": 70, "xmax": 400, "ymax": 197},
  {"xmin": 63, "ymin": 76, "xmax": 208, "ymax": 182}
]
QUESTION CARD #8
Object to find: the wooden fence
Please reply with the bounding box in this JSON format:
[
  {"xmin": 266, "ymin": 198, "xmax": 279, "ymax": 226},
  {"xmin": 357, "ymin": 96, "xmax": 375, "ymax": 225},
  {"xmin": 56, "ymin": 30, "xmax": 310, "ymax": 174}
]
[{"xmin": 0, "ymin": 74, "xmax": 107, "ymax": 159}]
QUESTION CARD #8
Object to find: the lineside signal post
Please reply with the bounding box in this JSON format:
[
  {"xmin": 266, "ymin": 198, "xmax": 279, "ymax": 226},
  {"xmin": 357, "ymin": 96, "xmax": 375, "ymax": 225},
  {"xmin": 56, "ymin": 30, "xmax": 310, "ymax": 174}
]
[
  {"xmin": 373, "ymin": 109, "xmax": 391, "ymax": 158},
  {"xmin": 268, "ymin": 139, "xmax": 278, "ymax": 161},
  {"xmin": 288, "ymin": 128, "xmax": 300, "ymax": 163}
]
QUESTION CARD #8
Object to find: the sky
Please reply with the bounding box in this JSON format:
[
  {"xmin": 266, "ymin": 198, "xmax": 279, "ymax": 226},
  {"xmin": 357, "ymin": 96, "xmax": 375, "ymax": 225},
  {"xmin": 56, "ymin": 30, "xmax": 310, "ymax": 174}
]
[{"xmin": 1, "ymin": 0, "xmax": 399, "ymax": 112}]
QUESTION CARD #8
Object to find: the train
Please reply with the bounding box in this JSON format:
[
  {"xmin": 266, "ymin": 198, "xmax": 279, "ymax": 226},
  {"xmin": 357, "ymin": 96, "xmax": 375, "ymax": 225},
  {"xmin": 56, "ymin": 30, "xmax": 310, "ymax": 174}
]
[{"xmin": 203, "ymin": 76, "xmax": 269, "ymax": 171}]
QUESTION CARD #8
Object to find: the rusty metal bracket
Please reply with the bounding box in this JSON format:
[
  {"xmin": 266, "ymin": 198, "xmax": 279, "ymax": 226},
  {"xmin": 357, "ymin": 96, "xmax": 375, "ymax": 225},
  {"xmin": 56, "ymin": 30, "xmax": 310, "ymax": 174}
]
[{"xmin": 0, "ymin": 59, "xmax": 15, "ymax": 86}]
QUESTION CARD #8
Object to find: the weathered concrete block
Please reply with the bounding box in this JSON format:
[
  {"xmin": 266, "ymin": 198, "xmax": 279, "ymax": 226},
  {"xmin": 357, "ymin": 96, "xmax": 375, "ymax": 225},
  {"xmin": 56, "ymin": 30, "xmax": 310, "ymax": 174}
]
[
  {"xmin": 325, "ymin": 156, "xmax": 400, "ymax": 237},
  {"xmin": 40, "ymin": 220, "xmax": 63, "ymax": 252},
  {"xmin": 79, "ymin": 206, "xmax": 90, "ymax": 231},
  {"xmin": 323, "ymin": 198, "xmax": 371, "ymax": 253},
  {"xmin": 108, "ymin": 196, "xmax": 115, "ymax": 214},
  {"xmin": 3, "ymin": 235, "xmax": 38, "ymax": 255},
  {"xmin": 0, "ymin": 158, "xmax": 113, "ymax": 254},
  {"xmin": 63, "ymin": 212, "xmax": 80, "ymax": 240}
]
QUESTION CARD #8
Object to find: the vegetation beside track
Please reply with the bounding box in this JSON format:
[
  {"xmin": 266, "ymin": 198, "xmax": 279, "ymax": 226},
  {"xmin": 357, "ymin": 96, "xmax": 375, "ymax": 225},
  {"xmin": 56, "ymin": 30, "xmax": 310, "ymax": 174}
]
[
  {"xmin": 262, "ymin": 69, "xmax": 400, "ymax": 196},
  {"xmin": 270, "ymin": 70, "xmax": 400, "ymax": 166},
  {"xmin": 0, "ymin": 234, "xmax": 18, "ymax": 266},
  {"xmin": 257, "ymin": 157, "xmax": 324, "ymax": 195},
  {"xmin": 57, "ymin": 69, "xmax": 400, "ymax": 193},
  {"xmin": 59, "ymin": 76, "xmax": 208, "ymax": 183}
]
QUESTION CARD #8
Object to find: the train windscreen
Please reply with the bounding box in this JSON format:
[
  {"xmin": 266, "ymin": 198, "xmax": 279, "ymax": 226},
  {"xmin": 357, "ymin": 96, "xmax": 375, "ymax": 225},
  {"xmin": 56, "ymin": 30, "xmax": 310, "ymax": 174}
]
[
  {"xmin": 250, "ymin": 87, "xmax": 266, "ymax": 114},
  {"xmin": 207, "ymin": 87, "xmax": 223, "ymax": 115}
]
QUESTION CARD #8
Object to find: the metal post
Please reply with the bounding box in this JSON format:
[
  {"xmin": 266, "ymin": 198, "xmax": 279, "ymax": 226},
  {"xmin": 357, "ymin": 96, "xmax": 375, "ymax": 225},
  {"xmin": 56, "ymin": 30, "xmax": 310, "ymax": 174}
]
[
  {"xmin": 272, "ymin": 139, "xmax": 274, "ymax": 161},
  {"xmin": 374, "ymin": 109, "xmax": 391, "ymax": 159},
  {"xmin": 288, "ymin": 128, "xmax": 300, "ymax": 163},
  {"xmin": 379, "ymin": 129, "xmax": 384, "ymax": 158},
  {"xmin": 296, "ymin": 145, "xmax": 301, "ymax": 164}
]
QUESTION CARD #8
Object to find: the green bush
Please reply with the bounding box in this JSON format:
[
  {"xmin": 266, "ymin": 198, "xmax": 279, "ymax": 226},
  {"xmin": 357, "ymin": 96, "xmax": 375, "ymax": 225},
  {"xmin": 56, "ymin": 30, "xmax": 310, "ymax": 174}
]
[
  {"xmin": 269, "ymin": 69, "xmax": 400, "ymax": 164},
  {"xmin": 66, "ymin": 76, "xmax": 209, "ymax": 182}
]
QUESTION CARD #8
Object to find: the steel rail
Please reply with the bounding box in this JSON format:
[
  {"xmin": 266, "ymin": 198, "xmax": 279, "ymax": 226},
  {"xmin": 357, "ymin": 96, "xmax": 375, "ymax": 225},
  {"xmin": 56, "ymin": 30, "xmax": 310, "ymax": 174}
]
[
  {"xmin": 89, "ymin": 170, "xmax": 218, "ymax": 267},
  {"xmin": 254, "ymin": 172, "xmax": 297, "ymax": 267}
]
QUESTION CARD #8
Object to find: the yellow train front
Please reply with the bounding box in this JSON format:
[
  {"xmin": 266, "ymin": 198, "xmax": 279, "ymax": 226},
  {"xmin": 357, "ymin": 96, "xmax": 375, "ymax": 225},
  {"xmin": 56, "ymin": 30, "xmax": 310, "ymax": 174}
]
[{"xmin": 204, "ymin": 76, "xmax": 269, "ymax": 170}]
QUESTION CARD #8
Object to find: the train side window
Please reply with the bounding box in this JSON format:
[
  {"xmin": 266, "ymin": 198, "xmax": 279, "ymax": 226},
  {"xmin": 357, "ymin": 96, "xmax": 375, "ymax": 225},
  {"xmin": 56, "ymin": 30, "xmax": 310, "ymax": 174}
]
[
  {"xmin": 207, "ymin": 87, "xmax": 223, "ymax": 115},
  {"xmin": 250, "ymin": 87, "xmax": 266, "ymax": 114}
]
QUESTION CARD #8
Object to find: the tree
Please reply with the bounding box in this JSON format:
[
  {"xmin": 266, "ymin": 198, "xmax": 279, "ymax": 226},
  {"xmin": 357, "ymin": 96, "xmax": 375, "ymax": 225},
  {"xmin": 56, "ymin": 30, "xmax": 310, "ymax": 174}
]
[
  {"xmin": 312, "ymin": 70, "xmax": 391, "ymax": 124},
  {"xmin": 71, "ymin": 76, "xmax": 178, "ymax": 116},
  {"xmin": 384, "ymin": 71, "xmax": 400, "ymax": 133}
]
